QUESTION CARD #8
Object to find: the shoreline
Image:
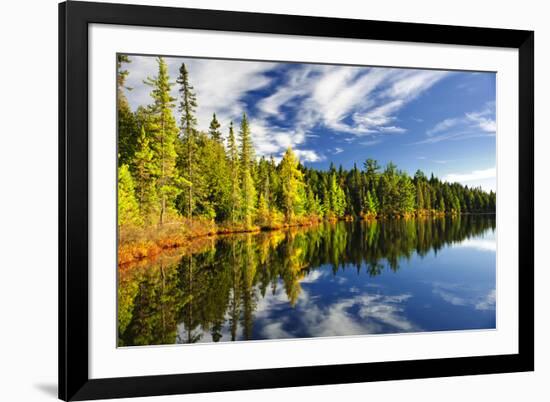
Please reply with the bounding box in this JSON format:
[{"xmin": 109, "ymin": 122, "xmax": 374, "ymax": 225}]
[{"xmin": 118, "ymin": 212, "xmax": 495, "ymax": 267}]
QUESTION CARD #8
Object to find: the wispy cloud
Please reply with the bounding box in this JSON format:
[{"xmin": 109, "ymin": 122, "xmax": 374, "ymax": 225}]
[
  {"xmin": 360, "ymin": 139, "xmax": 382, "ymax": 147},
  {"xmin": 444, "ymin": 167, "xmax": 496, "ymax": 183},
  {"xmin": 258, "ymin": 64, "xmax": 448, "ymax": 141},
  {"xmin": 294, "ymin": 149, "xmax": 325, "ymax": 162},
  {"xmin": 125, "ymin": 55, "xmax": 452, "ymax": 163},
  {"xmin": 416, "ymin": 103, "xmax": 496, "ymax": 144},
  {"xmin": 432, "ymin": 283, "xmax": 496, "ymax": 312},
  {"xmin": 124, "ymin": 56, "xmax": 276, "ymax": 132}
]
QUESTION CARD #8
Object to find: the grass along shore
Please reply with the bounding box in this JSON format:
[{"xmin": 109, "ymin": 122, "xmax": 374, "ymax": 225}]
[{"xmin": 117, "ymin": 209, "xmax": 477, "ymax": 266}]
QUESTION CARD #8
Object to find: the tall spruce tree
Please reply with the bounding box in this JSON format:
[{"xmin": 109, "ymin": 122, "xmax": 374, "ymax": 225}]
[
  {"xmin": 118, "ymin": 164, "xmax": 142, "ymax": 227},
  {"xmin": 177, "ymin": 62, "xmax": 199, "ymax": 218},
  {"xmin": 143, "ymin": 57, "xmax": 181, "ymax": 225},
  {"xmin": 227, "ymin": 121, "xmax": 241, "ymax": 223},
  {"xmin": 208, "ymin": 113, "xmax": 222, "ymax": 142},
  {"xmin": 132, "ymin": 125, "xmax": 158, "ymax": 222},
  {"xmin": 117, "ymin": 55, "xmax": 138, "ymax": 166},
  {"xmin": 279, "ymin": 147, "xmax": 305, "ymax": 221},
  {"xmin": 239, "ymin": 113, "xmax": 256, "ymax": 226}
]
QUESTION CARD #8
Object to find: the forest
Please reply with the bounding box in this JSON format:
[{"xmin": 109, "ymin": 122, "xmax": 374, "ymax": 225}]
[{"xmin": 117, "ymin": 55, "xmax": 496, "ymax": 264}]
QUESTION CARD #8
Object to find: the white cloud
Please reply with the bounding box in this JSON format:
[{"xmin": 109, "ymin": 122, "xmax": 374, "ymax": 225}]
[
  {"xmin": 379, "ymin": 126, "xmax": 406, "ymax": 133},
  {"xmin": 124, "ymin": 55, "xmax": 276, "ymax": 138},
  {"xmin": 294, "ymin": 149, "xmax": 325, "ymax": 162},
  {"xmin": 359, "ymin": 139, "xmax": 382, "ymax": 147},
  {"xmin": 427, "ymin": 118, "xmax": 460, "ymax": 135},
  {"xmin": 258, "ymin": 64, "xmax": 448, "ymax": 139},
  {"xmin": 466, "ymin": 109, "xmax": 496, "ymax": 132},
  {"xmin": 444, "ymin": 167, "xmax": 496, "ymax": 183},
  {"xmin": 124, "ymin": 55, "xmax": 450, "ymax": 161},
  {"xmin": 333, "ymin": 147, "xmax": 344, "ymax": 154},
  {"xmin": 419, "ymin": 103, "xmax": 496, "ymax": 144}
]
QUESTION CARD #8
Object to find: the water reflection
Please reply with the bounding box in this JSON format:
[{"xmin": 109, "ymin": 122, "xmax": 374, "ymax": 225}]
[{"xmin": 118, "ymin": 215, "xmax": 496, "ymax": 346}]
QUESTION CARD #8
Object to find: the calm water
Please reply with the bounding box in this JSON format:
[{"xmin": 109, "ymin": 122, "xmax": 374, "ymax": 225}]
[{"xmin": 118, "ymin": 215, "xmax": 496, "ymax": 346}]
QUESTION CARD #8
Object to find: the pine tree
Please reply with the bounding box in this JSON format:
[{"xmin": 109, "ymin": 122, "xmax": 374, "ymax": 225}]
[
  {"xmin": 416, "ymin": 182, "xmax": 425, "ymax": 211},
  {"xmin": 132, "ymin": 125, "xmax": 158, "ymax": 223},
  {"xmin": 239, "ymin": 113, "xmax": 255, "ymax": 169},
  {"xmin": 227, "ymin": 121, "xmax": 241, "ymax": 223},
  {"xmin": 397, "ymin": 173, "xmax": 416, "ymax": 214},
  {"xmin": 329, "ymin": 173, "xmax": 346, "ymax": 218},
  {"xmin": 379, "ymin": 162, "xmax": 400, "ymax": 216},
  {"xmin": 364, "ymin": 190, "xmax": 378, "ymax": 217},
  {"xmin": 239, "ymin": 113, "xmax": 256, "ymax": 226},
  {"xmin": 144, "ymin": 57, "xmax": 181, "ymax": 225},
  {"xmin": 208, "ymin": 113, "xmax": 222, "ymax": 142},
  {"xmin": 117, "ymin": 55, "xmax": 138, "ymax": 166},
  {"xmin": 279, "ymin": 147, "xmax": 305, "ymax": 221},
  {"xmin": 256, "ymin": 193, "xmax": 270, "ymax": 227},
  {"xmin": 118, "ymin": 164, "xmax": 142, "ymax": 226},
  {"xmin": 177, "ymin": 62, "xmax": 199, "ymax": 218}
]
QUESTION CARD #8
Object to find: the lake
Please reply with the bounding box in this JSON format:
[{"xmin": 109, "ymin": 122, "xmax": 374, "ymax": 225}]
[{"xmin": 118, "ymin": 215, "xmax": 496, "ymax": 346}]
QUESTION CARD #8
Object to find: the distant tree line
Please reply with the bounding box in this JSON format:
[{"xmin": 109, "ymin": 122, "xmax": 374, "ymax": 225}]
[{"xmin": 117, "ymin": 55, "xmax": 496, "ymax": 231}]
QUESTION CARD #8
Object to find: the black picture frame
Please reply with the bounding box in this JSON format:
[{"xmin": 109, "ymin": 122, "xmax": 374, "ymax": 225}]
[{"xmin": 59, "ymin": 1, "xmax": 534, "ymax": 400}]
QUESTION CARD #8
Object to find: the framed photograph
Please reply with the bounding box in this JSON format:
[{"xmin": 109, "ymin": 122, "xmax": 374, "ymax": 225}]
[{"xmin": 59, "ymin": 1, "xmax": 534, "ymax": 400}]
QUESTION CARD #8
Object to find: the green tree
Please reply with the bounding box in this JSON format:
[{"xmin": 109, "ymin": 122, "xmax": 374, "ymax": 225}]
[
  {"xmin": 132, "ymin": 125, "xmax": 158, "ymax": 223},
  {"xmin": 227, "ymin": 122, "xmax": 242, "ymax": 223},
  {"xmin": 239, "ymin": 113, "xmax": 256, "ymax": 226},
  {"xmin": 208, "ymin": 113, "xmax": 222, "ymax": 142},
  {"xmin": 364, "ymin": 190, "xmax": 378, "ymax": 217},
  {"xmin": 118, "ymin": 164, "xmax": 142, "ymax": 226},
  {"xmin": 144, "ymin": 57, "xmax": 182, "ymax": 225},
  {"xmin": 279, "ymin": 147, "xmax": 305, "ymax": 221},
  {"xmin": 117, "ymin": 55, "xmax": 138, "ymax": 166},
  {"xmin": 378, "ymin": 162, "xmax": 400, "ymax": 216},
  {"xmin": 397, "ymin": 173, "xmax": 416, "ymax": 214},
  {"xmin": 328, "ymin": 173, "xmax": 346, "ymax": 218},
  {"xmin": 177, "ymin": 62, "xmax": 199, "ymax": 218}
]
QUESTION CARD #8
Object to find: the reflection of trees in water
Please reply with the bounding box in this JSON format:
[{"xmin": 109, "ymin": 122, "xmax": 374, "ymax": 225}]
[{"xmin": 118, "ymin": 215, "xmax": 495, "ymax": 346}]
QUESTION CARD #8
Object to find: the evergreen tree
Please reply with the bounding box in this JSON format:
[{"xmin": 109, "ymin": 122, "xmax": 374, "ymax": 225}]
[
  {"xmin": 328, "ymin": 173, "xmax": 346, "ymax": 218},
  {"xmin": 279, "ymin": 147, "xmax": 305, "ymax": 221},
  {"xmin": 364, "ymin": 190, "xmax": 378, "ymax": 217},
  {"xmin": 208, "ymin": 113, "xmax": 222, "ymax": 142},
  {"xmin": 117, "ymin": 55, "xmax": 138, "ymax": 166},
  {"xmin": 239, "ymin": 113, "xmax": 256, "ymax": 226},
  {"xmin": 227, "ymin": 121, "xmax": 241, "ymax": 223},
  {"xmin": 132, "ymin": 125, "xmax": 158, "ymax": 223},
  {"xmin": 397, "ymin": 173, "xmax": 416, "ymax": 214},
  {"xmin": 118, "ymin": 164, "xmax": 142, "ymax": 226},
  {"xmin": 143, "ymin": 57, "xmax": 181, "ymax": 225},
  {"xmin": 416, "ymin": 182, "xmax": 425, "ymax": 211},
  {"xmin": 177, "ymin": 62, "xmax": 199, "ymax": 218}
]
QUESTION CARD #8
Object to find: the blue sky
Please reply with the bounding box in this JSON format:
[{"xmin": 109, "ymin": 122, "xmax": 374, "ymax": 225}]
[{"xmin": 123, "ymin": 55, "xmax": 496, "ymax": 191}]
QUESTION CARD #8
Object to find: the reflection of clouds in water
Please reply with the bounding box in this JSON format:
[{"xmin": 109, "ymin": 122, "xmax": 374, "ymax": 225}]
[
  {"xmin": 432, "ymin": 283, "xmax": 495, "ymax": 311},
  {"xmin": 475, "ymin": 289, "xmax": 496, "ymax": 311},
  {"xmin": 452, "ymin": 237, "xmax": 496, "ymax": 252},
  {"xmin": 258, "ymin": 286, "xmax": 418, "ymax": 338},
  {"xmin": 433, "ymin": 287, "xmax": 467, "ymax": 306},
  {"xmin": 300, "ymin": 270, "xmax": 326, "ymax": 283},
  {"xmin": 300, "ymin": 292, "xmax": 417, "ymax": 336},
  {"xmin": 261, "ymin": 321, "xmax": 292, "ymax": 339}
]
